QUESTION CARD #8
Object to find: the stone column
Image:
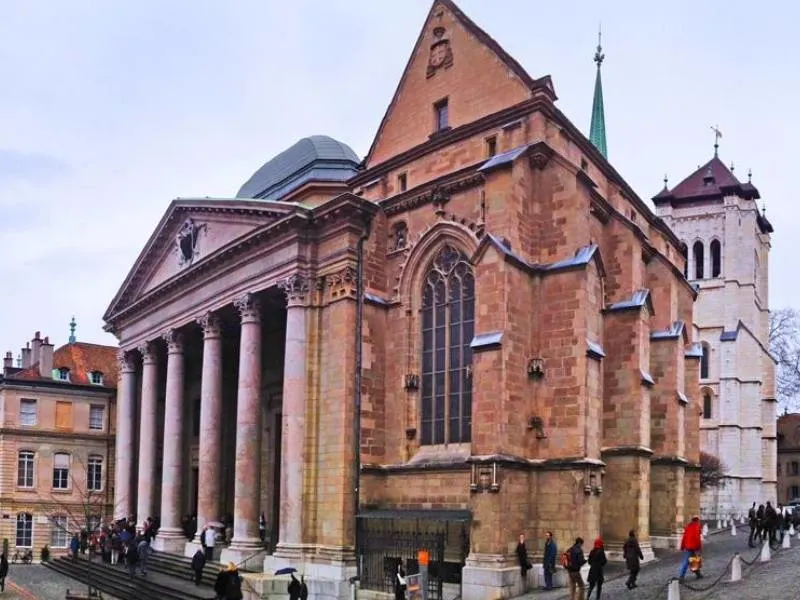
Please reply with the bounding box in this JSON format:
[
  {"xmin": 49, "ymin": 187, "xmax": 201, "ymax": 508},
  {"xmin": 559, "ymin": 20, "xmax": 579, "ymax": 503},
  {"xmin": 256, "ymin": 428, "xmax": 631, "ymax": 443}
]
[
  {"xmin": 274, "ymin": 275, "xmax": 309, "ymax": 558},
  {"xmin": 136, "ymin": 341, "xmax": 159, "ymax": 527},
  {"xmin": 222, "ymin": 293, "xmax": 264, "ymax": 566},
  {"xmin": 195, "ymin": 312, "xmax": 224, "ymax": 539},
  {"xmin": 114, "ymin": 350, "xmax": 137, "ymax": 520},
  {"xmin": 153, "ymin": 329, "xmax": 186, "ymax": 552}
]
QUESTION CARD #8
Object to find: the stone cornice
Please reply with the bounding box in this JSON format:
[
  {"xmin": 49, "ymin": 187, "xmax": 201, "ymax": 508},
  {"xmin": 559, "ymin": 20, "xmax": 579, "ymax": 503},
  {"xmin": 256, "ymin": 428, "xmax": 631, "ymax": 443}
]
[
  {"xmin": 0, "ymin": 427, "xmax": 114, "ymax": 443},
  {"xmin": 0, "ymin": 379, "xmax": 116, "ymax": 397},
  {"xmin": 363, "ymin": 453, "xmax": 606, "ymax": 475},
  {"xmin": 379, "ymin": 164, "xmax": 485, "ymax": 217}
]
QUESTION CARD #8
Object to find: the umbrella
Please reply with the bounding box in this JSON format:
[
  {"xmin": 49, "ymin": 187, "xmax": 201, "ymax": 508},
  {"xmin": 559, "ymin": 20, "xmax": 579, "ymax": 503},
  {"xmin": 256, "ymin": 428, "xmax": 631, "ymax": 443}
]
[
  {"xmin": 274, "ymin": 567, "xmax": 297, "ymax": 576},
  {"xmin": 206, "ymin": 521, "xmax": 225, "ymax": 528}
]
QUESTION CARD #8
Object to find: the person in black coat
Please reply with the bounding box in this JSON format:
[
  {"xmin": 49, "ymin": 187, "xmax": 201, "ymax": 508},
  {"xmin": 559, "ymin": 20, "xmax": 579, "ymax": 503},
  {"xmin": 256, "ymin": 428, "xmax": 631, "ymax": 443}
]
[
  {"xmin": 394, "ymin": 561, "xmax": 407, "ymax": 600},
  {"xmin": 586, "ymin": 538, "xmax": 607, "ymax": 599},
  {"xmin": 191, "ymin": 548, "xmax": 206, "ymax": 586},
  {"xmin": 623, "ymin": 530, "xmax": 644, "ymax": 590},
  {"xmin": 289, "ymin": 572, "xmax": 302, "ymax": 600},
  {"xmin": 515, "ymin": 533, "xmax": 532, "ymax": 590},
  {"xmin": 0, "ymin": 553, "xmax": 8, "ymax": 592}
]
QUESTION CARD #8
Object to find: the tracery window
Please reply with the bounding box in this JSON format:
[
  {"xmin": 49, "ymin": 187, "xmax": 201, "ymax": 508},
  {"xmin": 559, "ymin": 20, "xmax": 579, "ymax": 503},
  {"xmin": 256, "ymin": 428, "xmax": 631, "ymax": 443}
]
[
  {"xmin": 693, "ymin": 241, "xmax": 704, "ymax": 279},
  {"xmin": 710, "ymin": 239, "xmax": 722, "ymax": 278},
  {"xmin": 420, "ymin": 244, "xmax": 474, "ymax": 445}
]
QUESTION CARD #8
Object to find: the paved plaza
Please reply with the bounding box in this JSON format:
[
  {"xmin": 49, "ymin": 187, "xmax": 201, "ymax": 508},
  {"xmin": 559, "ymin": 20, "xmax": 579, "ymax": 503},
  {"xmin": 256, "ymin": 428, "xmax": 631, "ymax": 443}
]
[
  {"xmin": 2, "ymin": 564, "xmax": 111, "ymax": 600},
  {"xmin": 520, "ymin": 531, "xmax": 800, "ymax": 600}
]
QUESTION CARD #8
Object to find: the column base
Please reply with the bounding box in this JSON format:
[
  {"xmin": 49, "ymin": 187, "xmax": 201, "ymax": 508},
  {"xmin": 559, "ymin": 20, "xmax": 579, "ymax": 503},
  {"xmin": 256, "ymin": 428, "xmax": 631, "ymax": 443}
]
[
  {"xmin": 650, "ymin": 534, "xmax": 682, "ymax": 550},
  {"xmin": 221, "ymin": 542, "xmax": 266, "ymax": 571},
  {"xmin": 151, "ymin": 529, "xmax": 188, "ymax": 554},
  {"xmin": 264, "ymin": 547, "xmax": 356, "ymax": 582},
  {"xmin": 603, "ymin": 540, "xmax": 655, "ymax": 563}
]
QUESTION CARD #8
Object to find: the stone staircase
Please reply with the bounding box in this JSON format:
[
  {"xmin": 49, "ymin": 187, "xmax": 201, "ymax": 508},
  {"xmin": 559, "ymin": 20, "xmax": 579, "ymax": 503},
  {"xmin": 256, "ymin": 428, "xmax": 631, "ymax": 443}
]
[{"xmin": 44, "ymin": 555, "xmax": 218, "ymax": 600}]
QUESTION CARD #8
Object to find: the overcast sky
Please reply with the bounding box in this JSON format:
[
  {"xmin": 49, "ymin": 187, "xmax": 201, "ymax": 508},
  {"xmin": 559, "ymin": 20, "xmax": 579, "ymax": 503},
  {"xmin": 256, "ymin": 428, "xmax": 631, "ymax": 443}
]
[{"xmin": 0, "ymin": 0, "xmax": 796, "ymax": 354}]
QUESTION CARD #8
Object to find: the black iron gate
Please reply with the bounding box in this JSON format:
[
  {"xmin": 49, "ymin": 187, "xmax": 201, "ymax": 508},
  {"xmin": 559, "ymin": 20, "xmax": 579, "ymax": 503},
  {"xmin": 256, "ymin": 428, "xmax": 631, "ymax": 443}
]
[{"xmin": 358, "ymin": 525, "xmax": 446, "ymax": 600}]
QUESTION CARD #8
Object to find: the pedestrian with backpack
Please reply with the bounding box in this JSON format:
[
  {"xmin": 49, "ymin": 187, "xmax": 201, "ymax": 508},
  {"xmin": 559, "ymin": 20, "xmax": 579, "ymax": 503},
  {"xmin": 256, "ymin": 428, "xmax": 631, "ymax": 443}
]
[{"xmin": 563, "ymin": 537, "xmax": 586, "ymax": 600}]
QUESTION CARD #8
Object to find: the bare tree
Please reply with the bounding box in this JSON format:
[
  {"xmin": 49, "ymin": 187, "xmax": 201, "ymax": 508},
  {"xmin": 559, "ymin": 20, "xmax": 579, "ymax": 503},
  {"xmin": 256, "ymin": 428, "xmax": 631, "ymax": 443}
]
[
  {"xmin": 769, "ymin": 307, "xmax": 800, "ymax": 411},
  {"xmin": 48, "ymin": 454, "xmax": 113, "ymax": 599},
  {"xmin": 699, "ymin": 451, "xmax": 727, "ymax": 490}
]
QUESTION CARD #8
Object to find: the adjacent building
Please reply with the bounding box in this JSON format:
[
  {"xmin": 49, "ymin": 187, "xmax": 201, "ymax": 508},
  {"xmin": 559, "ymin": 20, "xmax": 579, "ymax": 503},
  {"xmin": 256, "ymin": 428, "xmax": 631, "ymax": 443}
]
[
  {"xmin": 104, "ymin": 2, "xmax": 701, "ymax": 599},
  {"xmin": 655, "ymin": 149, "xmax": 777, "ymax": 519},
  {"xmin": 0, "ymin": 326, "xmax": 117, "ymax": 556},
  {"xmin": 777, "ymin": 412, "xmax": 800, "ymax": 504}
]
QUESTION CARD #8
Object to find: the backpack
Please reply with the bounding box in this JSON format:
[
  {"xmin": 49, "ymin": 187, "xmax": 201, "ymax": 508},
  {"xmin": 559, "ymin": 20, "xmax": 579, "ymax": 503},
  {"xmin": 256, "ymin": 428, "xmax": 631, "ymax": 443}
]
[{"xmin": 560, "ymin": 551, "xmax": 571, "ymax": 569}]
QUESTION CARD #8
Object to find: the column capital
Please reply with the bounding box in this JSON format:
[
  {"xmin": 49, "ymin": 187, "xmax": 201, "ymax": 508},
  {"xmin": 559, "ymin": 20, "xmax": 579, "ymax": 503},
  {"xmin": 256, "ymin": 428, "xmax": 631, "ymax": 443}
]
[
  {"xmin": 197, "ymin": 312, "xmax": 223, "ymax": 339},
  {"xmin": 137, "ymin": 341, "xmax": 158, "ymax": 365},
  {"xmin": 117, "ymin": 349, "xmax": 137, "ymax": 373},
  {"xmin": 280, "ymin": 273, "xmax": 310, "ymax": 307},
  {"xmin": 234, "ymin": 293, "xmax": 261, "ymax": 324},
  {"xmin": 162, "ymin": 329, "xmax": 184, "ymax": 354}
]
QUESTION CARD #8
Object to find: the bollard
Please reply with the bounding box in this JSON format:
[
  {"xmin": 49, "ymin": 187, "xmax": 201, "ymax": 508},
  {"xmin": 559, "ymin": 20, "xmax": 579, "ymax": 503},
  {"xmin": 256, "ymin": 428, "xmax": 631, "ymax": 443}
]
[
  {"xmin": 716, "ymin": 519, "xmax": 721, "ymax": 529},
  {"xmin": 731, "ymin": 522, "xmax": 737, "ymax": 536},
  {"xmin": 791, "ymin": 524, "xmax": 796, "ymax": 537},
  {"xmin": 418, "ymin": 550, "xmax": 429, "ymax": 600},
  {"xmin": 666, "ymin": 578, "xmax": 681, "ymax": 600},
  {"xmin": 760, "ymin": 540, "xmax": 771, "ymax": 562},
  {"xmin": 730, "ymin": 553, "xmax": 742, "ymax": 582},
  {"xmin": 702, "ymin": 523, "xmax": 709, "ymax": 538},
  {"xmin": 783, "ymin": 533, "xmax": 791, "ymax": 549}
]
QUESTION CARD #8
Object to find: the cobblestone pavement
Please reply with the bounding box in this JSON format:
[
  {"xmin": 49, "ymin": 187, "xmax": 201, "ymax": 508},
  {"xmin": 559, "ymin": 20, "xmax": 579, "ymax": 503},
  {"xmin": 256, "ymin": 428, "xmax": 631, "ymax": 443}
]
[
  {"xmin": 520, "ymin": 530, "xmax": 792, "ymax": 600},
  {"xmin": 2, "ymin": 563, "xmax": 120, "ymax": 600}
]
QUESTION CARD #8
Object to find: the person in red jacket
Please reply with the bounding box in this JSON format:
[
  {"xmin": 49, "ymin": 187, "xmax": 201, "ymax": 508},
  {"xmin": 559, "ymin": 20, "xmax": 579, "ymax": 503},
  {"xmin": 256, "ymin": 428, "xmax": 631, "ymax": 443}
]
[{"xmin": 678, "ymin": 516, "xmax": 703, "ymax": 579}]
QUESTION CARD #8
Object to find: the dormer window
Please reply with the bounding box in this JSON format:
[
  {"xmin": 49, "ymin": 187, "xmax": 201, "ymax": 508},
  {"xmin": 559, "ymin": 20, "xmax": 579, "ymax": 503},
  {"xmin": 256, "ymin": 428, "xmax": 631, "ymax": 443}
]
[
  {"xmin": 89, "ymin": 371, "xmax": 104, "ymax": 386},
  {"xmin": 55, "ymin": 368, "xmax": 70, "ymax": 382}
]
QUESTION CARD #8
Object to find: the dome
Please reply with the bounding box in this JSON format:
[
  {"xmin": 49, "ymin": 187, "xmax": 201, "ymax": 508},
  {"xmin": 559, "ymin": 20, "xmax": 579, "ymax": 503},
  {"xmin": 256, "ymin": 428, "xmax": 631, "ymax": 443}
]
[{"xmin": 237, "ymin": 135, "xmax": 361, "ymax": 200}]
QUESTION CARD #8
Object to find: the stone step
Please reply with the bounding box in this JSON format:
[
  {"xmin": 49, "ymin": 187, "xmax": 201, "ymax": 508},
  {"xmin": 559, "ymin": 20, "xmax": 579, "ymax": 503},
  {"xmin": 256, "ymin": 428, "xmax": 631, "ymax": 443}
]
[
  {"xmin": 44, "ymin": 556, "xmax": 216, "ymax": 600},
  {"xmin": 147, "ymin": 551, "xmax": 223, "ymax": 588}
]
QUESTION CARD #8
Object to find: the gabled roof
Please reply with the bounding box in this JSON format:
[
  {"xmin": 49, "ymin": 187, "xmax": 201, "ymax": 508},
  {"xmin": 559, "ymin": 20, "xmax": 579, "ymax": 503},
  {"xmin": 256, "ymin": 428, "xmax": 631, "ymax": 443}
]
[
  {"xmin": 653, "ymin": 156, "xmax": 760, "ymax": 205},
  {"xmin": 8, "ymin": 342, "xmax": 118, "ymax": 388},
  {"xmin": 363, "ymin": 0, "xmax": 546, "ymax": 168}
]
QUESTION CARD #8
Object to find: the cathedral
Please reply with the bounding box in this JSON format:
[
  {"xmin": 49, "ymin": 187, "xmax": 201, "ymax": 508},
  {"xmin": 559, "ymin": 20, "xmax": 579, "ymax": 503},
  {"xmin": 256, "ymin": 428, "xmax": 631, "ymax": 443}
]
[
  {"xmin": 104, "ymin": 2, "xmax": 704, "ymax": 599},
  {"xmin": 655, "ymin": 146, "xmax": 777, "ymax": 519}
]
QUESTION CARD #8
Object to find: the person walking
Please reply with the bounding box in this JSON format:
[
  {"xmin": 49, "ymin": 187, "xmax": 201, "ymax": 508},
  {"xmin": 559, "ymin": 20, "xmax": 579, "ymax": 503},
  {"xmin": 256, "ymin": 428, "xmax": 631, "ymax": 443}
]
[
  {"xmin": 191, "ymin": 547, "xmax": 206, "ymax": 586},
  {"xmin": 565, "ymin": 537, "xmax": 586, "ymax": 600},
  {"xmin": 542, "ymin": 531, "xmax": 557, "ymax": 591},
  {"xmin": 203, "ymin": 526, "xmax": 218, "ymax": 562},
  {"xmin": 0, "ymin": 552, "xmax": 8, "ymax": 592},
  {"xmin": 623, "ymin": 530, "xmax": 644, "ymax": 589},
  {"xmin": 586, "ymin": 538, "xmax": 607, "ymax": 599},
  {"xmin": 515, "ymin": 533, "xmax": 532, "ymax": 591},
  {"xmin": 679, "ymin": 516, "xmax": 703, "ymax": 580},
  {"xmin": 395, "ymin": 561, "xmax": 407, "ymax": 600}
]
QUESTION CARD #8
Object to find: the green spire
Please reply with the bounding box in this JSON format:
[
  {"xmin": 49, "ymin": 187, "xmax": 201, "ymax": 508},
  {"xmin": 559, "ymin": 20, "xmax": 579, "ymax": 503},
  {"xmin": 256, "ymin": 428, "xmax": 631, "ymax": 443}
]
[
  {"xmin": 589, "ymin": 28, "xmax": 607, "ymax": 158},
  {"xmin": 69, "ymin": 316, "xmax": 76, "ymax": 344}
]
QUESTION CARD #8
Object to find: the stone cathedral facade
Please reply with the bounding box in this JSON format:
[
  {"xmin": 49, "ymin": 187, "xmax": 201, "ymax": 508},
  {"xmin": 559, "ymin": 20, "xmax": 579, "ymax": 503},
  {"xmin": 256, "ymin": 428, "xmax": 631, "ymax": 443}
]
[
  {"xmin": 105, "ymin": 2, "xmax": 702, "ymax": 598},
  {"xmin": 655, "ymin": 156, "xmax": 777, "ymax": 519}
]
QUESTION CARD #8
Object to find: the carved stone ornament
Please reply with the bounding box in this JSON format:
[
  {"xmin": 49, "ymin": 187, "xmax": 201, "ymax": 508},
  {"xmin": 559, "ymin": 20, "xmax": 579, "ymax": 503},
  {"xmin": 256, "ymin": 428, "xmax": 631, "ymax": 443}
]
[
  {"xmin": 280, "ymin": 274, "xmax": 310, "ymax": 304},
  {"xmin": 137, "ymin": 341, "xmax": 157, "ymax": 364},
  {"xmin": 117, "ymin": 349, "xmax": 136, "ymax": 373},
  {"xmin": 175, "ymin": 218, "xmax": 207, "ymax": 267},
  {"xmin": 162, "ymin": 329, "xmax": 184, "ymax": 353},
  {"xmin": 234, "ymin": 293, "xmax": 261, "ymax": 322},
  {"xmin": 197, "ymin": 312, "xmax": 222, "ymax": 338},
  {"xmin": 326, "ymin": 266, "xmax": 357, "ymax": 299},
  {"xmin": 470, "ymin": 462, "xmax": 500, "ymax": 494},
  {"xmin": 427, "ymin": 27, "xmax": 454, "ymax": 78}
]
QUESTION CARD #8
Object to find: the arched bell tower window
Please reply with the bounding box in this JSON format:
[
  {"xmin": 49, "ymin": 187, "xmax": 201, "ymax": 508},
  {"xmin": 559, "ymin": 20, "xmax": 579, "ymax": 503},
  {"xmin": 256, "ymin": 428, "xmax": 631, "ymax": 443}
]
[
  {"xmin": 702, "ymin": 392, "xmax": 712, "ymax": 419},
  {"xmin": 420, "ymin": 244, "xmax": 475, "ymax": 445},
  {"xmin": 700, "ymin": 342, "xmax": 710, "ymax": 380},
  {"xmin": 693, "ymin": 241, "xmax": 705, "ymax": 279},
  {"xmin": 710, "ymin": 239, "xmax": 722, "ymax": 278}
]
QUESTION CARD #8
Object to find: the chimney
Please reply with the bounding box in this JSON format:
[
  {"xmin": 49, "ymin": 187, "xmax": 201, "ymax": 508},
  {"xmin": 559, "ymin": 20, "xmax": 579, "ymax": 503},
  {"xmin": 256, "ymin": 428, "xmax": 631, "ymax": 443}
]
[
  {"xmin": 30, "ymin": 332, "xmax": 42, "ymax": 366},
  {"xmin": 3, "ymin": 351, "xmax": 12, "ymax": 374},
  {"xmin": 21, "ymin": 343, "xmax": 31, "ymax": 368},
  {"xmin": 39, "ymin": 337, "xmax": 54, "ymax": 377}
]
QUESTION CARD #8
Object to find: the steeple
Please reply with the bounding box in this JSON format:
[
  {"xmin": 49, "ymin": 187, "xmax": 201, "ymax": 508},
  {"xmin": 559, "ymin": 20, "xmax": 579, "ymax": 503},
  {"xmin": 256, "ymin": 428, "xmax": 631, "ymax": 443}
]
[
  {"xmin": 69, "ymin": 316, "xmax": 77, "ymax": 344},
  {"xmin": 589, "ymin": 27, "xmax": 607, "ymax": 158}
]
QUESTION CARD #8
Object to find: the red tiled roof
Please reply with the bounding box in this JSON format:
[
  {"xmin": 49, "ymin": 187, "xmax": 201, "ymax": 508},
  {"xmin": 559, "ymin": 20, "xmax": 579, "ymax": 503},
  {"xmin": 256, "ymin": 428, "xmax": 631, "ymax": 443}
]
[
  {"xmin": 9, "ymin": 342, "xmax": 118, "ymax": 388},
  {"xmin": 653, "ymin": 156, "xmax": 761, "ymax": 205}
]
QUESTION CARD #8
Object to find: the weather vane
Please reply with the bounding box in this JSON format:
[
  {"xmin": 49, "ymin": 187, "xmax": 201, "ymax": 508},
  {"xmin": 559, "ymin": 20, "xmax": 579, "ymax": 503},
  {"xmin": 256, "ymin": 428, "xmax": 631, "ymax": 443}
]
[
  {"xmin": 594, "ymin": 25, "xmax": 604, "ymax": 67},
  {"xmin": 711, "ymin": 125, "xmax": 723, "ymax": 157}
]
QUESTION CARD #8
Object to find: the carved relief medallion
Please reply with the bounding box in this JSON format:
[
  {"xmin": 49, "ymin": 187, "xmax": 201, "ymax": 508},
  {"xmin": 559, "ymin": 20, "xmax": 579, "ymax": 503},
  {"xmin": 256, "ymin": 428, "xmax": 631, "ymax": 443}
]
[{"xmin": 427, "ymin": 27, "xmax": 454, "ymax": 78}]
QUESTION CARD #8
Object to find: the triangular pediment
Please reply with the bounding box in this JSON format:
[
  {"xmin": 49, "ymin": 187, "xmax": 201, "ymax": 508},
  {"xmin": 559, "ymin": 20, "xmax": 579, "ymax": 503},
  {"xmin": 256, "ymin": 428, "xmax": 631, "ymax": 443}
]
[
  {"xmin": 104, "ymin": 199, "xmax": 298, "ymax": 320},
  {"xmin": 364, "ymin": 0, "xmax": 536, "ymax": 168}
]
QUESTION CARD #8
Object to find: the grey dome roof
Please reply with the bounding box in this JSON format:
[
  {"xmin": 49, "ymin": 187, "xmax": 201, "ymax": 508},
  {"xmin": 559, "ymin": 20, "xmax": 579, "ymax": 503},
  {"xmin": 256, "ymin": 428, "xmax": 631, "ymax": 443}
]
[{"xmin": 237, "ymin": 135, "xmax": 361, "ymax": 200}]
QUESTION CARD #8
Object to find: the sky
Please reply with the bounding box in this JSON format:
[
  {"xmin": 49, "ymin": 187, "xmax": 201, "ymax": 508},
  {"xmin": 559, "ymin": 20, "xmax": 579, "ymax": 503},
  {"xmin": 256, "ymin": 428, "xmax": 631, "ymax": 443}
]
[{"xmin": 0, "ymin": 0, "xmax": 797, "ymax": 354}]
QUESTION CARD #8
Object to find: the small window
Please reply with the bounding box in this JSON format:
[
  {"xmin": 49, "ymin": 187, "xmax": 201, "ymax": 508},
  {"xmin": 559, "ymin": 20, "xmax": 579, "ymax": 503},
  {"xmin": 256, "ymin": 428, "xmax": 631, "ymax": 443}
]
[
  {"xmin": 89, "ymin": 371, "xmax": 104, "ymax": 385},
  {"xmin": 51, "ymin": 515, "xmax": 69, "ymax": 548},
  {"xmin": 700, "ymin": 343, "xmax": 710, "ymax": 380},
  {"xmin": 55, "ymin": 401, "xmax": 73, "ymax": 430},
  {"xmin": 87, "ymin": 514, "xmax": 101, "ymax": 534},
  {"xmin": 397, "ymin": 173, "xmax": 407, "ymax": 193},
  {"xmin": 17, "ymin": 451, "xmax": 34, "ymax": 488},
  {"xmin": 485, "ymin": 136, "xmax": 497, "ymax": 158},
  {"xmin": 792, "ymin": 462, "xmax": 799, "ymax": 476},
  {"xmin": 52, "ymin": 452, "xmax": 70, "ymax": 490},
  {"xmin": 89, "ymin": 405, "xmax": 104, "ymax": 431},
  {"xmin": 434, "ymin": 98, "xmax": 449, "ymax": 132},
  {"xmin": 693, "ymin": 241, "xmax": 705, "ymax": 279},
  {"xmin": 702, "ymin": 393, "xmax": 712, "ymax": 419},
  {"xmin": 710, "ymin": 239, "xmax": 722, "ymax": 278},
  {"xmin": 56, "ymin": 367, "xmax": 70, "ymax": 382},
  {"xmin": 19, "ymin": 399, "xmax": 37, "ymax": 427},
  {"xmin": 792, "ymin": 485, "xmax": 800, "ymax": 500},
  {"xmin": 16, "ymin": 513, "xmax": 32, "ymax": 548},
  {"xmin": 87, "ymin": 456, "xmax": 103, "ymax": 491}
]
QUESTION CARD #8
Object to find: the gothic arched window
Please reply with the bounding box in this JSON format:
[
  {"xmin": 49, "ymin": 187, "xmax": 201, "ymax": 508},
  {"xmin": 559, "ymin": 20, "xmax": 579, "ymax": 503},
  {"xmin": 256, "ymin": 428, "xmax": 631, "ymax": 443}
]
[
  {"xmin": 700, "ymin": 342, "xmax": 710, "ymax": 380},
  {"xmin": 693, "ymin": 241, "xmax": 704, "ymax": 279},
  {"xmin": 702, "ymin": 392, "xmax": 712, "ymax": 419},
  {"xmin": 421, "ymin": 244, "xmax": 475, "ymax": 445},
  {"xmin": 710, "ymin": 239, "xmax": 722, "ymax": 278}
]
